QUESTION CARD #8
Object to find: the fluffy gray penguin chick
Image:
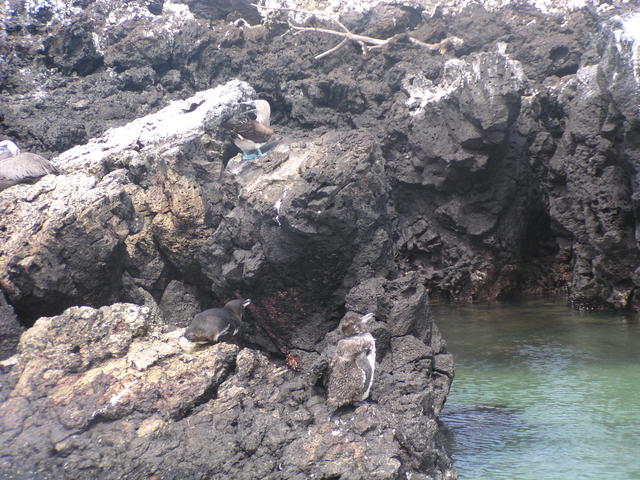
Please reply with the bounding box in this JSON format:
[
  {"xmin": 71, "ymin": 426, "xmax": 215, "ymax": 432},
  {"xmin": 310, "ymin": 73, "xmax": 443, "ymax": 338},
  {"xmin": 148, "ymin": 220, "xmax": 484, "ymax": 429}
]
[{"xmin": 327, "ymin": 312, "xmax": 376, "ymax": 409}]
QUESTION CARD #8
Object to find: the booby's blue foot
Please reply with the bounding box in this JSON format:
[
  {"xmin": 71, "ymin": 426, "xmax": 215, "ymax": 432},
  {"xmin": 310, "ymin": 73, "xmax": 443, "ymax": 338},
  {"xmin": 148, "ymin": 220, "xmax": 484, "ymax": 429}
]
[
  {"xmin": 256, "ymin": 148, "xmax": 267, "ymax": 157},
  {"xmin": 242, "ymin": 153, "xmax": 258, "ymax": 160}
]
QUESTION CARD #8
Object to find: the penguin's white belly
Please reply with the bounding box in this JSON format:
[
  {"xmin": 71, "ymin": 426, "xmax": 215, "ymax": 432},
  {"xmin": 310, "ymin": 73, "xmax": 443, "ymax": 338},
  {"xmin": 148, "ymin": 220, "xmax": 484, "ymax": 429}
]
[
  {"xmin": 213, "ymin": 322, "xmax": 231, "ymax": 342},
  {"xmin": 361, "ymin": 333, "xmax": 376, "ymax": 400}
]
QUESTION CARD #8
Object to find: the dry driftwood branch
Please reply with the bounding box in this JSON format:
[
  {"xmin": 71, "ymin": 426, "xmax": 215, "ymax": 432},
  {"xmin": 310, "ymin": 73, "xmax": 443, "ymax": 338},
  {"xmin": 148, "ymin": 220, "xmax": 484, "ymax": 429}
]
[
  {"xmin": 251, "ymin": 3, "xmax": 463, "ymax": 59},
  {"xmin": 287, "ymin": 22, "xmax": 388, "ymax": 45},
  {"xmin": 252, "ymin": 3, "xmax": 358, "ymax": 58},
  {"xmin": 409, "ymin": 35, "xmax": 464, "ymax": 53},
  {"xmin": 315, "ymin": 38, "xmax": 348, "ymax": 60}
]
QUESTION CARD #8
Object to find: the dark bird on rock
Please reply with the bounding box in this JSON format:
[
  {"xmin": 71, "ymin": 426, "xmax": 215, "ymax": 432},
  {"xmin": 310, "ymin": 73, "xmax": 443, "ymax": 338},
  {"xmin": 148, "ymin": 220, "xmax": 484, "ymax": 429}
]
[
  {"xmin": 222, "ymin": 99, "xmax": 273, "ymax": 160},
  {"xmin": 327, "ymin": 312, "xmax": 376, "ymax": 409},
  {"xmin": 0, "ymin": 140, "xmax": 58, "ymax": 192},
  {"xmin": 184, "ymin": 298, "xmax": 251, "ymax": 344}
]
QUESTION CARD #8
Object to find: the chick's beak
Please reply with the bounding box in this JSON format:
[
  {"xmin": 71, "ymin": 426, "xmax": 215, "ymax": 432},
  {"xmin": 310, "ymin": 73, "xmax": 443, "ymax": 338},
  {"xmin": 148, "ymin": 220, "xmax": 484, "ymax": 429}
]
[{"xmin": 362, "ymin": 313, "xmax": 375, "ymax": 323}]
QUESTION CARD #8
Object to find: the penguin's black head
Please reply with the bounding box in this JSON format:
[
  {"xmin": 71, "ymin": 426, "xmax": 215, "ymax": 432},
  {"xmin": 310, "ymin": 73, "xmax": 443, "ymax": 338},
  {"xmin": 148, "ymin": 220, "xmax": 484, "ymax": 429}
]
[{"xmin": 225, "ymin": 298, "xmax": 251, "ymax": 320}]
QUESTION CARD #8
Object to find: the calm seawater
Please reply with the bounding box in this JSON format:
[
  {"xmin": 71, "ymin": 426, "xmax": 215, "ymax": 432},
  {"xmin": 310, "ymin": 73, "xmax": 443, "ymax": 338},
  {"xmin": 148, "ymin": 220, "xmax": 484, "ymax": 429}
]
[{"xmin": 433, "ymin": 298, "xmax": 640, "ymax": 480}]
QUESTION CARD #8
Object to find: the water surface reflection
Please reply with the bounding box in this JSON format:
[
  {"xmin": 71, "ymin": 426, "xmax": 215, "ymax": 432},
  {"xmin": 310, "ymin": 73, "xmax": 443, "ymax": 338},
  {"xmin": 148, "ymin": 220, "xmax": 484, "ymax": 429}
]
[{"xmin": 434, "ymin": 299, "xmax": 640, "ymax": 480}]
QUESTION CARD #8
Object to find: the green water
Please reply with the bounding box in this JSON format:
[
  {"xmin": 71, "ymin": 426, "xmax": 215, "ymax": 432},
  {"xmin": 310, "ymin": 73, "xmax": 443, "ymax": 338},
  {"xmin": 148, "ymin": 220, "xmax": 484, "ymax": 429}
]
[{"xmin": 433, "ymin": 299, "xmax": 640, "ymax": 480}]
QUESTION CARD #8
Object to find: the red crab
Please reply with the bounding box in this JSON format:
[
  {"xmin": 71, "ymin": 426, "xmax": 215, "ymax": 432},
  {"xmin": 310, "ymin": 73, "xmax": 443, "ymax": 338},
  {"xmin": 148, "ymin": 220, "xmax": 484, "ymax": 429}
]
[{"xmin": 285, "ymin": 353, "xmax": 301, "ymax": 371}]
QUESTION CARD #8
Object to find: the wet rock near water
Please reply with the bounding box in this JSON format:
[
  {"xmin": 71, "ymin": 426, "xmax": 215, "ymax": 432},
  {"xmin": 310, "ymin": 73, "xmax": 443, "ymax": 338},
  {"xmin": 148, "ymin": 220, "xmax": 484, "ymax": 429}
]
[{"xmin": 0, "ymin": 279, "xmax": 453, "ymax": 480}]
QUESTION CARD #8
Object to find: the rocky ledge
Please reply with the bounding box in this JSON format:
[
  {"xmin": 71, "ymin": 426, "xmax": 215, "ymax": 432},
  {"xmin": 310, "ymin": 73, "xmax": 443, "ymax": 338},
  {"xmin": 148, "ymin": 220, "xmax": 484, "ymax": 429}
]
[
  {"xmin": 0, "ymin": 295, "xmax": 453, "ymax": 479},
  {"xmin": 0, "ymin": 79, "xmax": 454, "ymax": 478},
  {"xmin": 1, "ymin": 0, "xmax": 639, "ymax": 478}
]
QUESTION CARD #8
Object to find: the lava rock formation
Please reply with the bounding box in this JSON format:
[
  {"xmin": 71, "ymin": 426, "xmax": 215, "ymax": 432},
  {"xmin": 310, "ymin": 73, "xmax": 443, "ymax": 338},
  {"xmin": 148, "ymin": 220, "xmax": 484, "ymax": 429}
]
[{"xmin": 1, "ymin": 0, "xmax": 639, "ymax": 478}]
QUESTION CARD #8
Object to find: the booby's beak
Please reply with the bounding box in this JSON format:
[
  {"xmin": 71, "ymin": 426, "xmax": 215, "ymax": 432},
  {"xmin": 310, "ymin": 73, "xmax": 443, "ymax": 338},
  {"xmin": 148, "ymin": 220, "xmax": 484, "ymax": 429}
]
[
  {"xmin": 361, "ymin": 313, "xmax": 375, "ymax": 323},
  {"xmin": 242, "ymin": 299, "xmax": 251, "ymax": 307}
]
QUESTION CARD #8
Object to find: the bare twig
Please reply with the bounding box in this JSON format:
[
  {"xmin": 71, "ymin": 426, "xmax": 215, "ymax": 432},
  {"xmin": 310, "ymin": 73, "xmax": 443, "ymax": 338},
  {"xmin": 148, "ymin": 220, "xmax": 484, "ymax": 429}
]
[
  {"xmin": 408, "ymin": 37, "xmax": 441, "ymax": 49},
  {"xmin": 253, "ymin": 2, "xmax": 358, "ymax": 58},
  {"xmin": 287, "ymin": 22, "xmax": 388, "ymax": 46},
  {"xmin": 250, "ymin": 3, "xmax": 463, "ymax": 59},
  {"xmin": 409, "ymin": 36, "xmax": 464, "ymax": 53},
  {"xmin": 358, "ymin": 41, "xmax": 369, "ymax": 57},
  {"xmin": 315, "ymin": 38, "xmax": 348, "ymax": 60}
]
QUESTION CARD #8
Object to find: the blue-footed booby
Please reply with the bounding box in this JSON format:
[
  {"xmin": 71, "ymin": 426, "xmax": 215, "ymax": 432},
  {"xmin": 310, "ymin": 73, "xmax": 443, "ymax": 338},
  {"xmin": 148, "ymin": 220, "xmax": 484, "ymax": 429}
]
[
  {"xmin": 184, "ymin": 298, "xmax": 251, "ymax": 344},
  {"xmin": 222, "ymin": 99, "xmax": 273, "ymax": 160},
  {"xmin": 0, "ymin": 140, "xmax": 58, "ymax": 192}
]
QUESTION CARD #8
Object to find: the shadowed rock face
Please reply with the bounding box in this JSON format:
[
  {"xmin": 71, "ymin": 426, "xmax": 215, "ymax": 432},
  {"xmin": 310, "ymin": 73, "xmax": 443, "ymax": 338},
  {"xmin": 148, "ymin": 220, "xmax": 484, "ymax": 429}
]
[
  {"xmin": 0, "ymin": 0, "xmax": 639, "ymax": 477},
  {"xmin": 2, "ymin": 0, "xmax": 638, "ymax": 311},
  {"xmin": 0, "ymin": 291, "xmax": 22, "ymax": 360}
]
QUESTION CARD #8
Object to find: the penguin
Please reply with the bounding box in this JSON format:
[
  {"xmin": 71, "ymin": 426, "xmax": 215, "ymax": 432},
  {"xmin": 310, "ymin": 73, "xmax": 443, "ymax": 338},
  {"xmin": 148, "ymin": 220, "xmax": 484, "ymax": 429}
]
[
  {"xmin": 222, "ymin": 99, "xmax": 273, "ymax": 160},
  {"xmin": 0, "ymin": 140, "xmax": 58, "ymax": 192},
  {"xmin": 338, "ymin": 311, "xmax": 375, "ymax": 337},
  {"xmin": 326, "ymin": 312, "xmax": 376, "ymax": 409},
  {"xmin": 184, "ymin": 298, "xmax": 251, "ymax": 344}
]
